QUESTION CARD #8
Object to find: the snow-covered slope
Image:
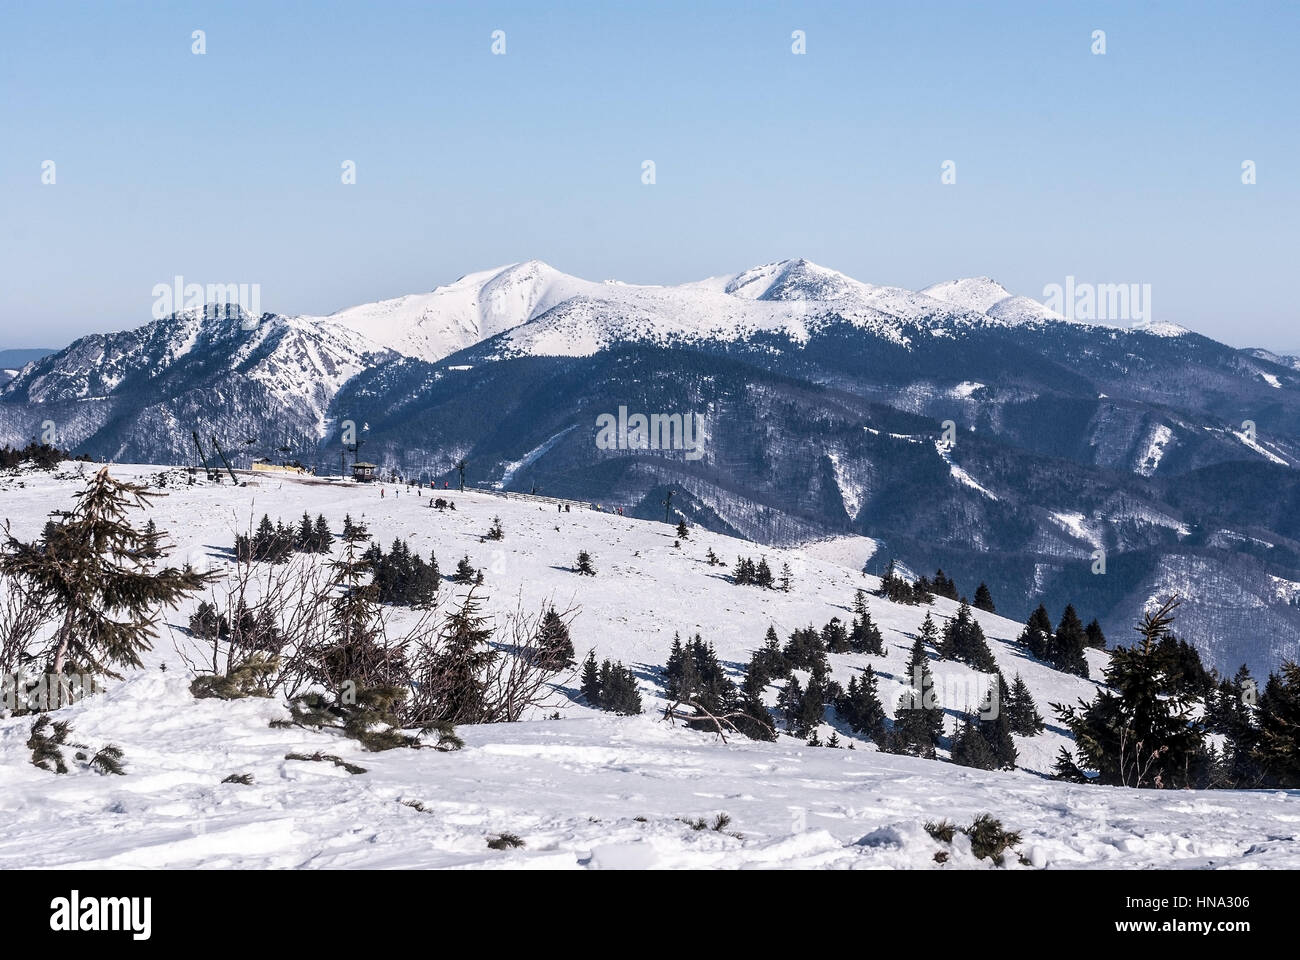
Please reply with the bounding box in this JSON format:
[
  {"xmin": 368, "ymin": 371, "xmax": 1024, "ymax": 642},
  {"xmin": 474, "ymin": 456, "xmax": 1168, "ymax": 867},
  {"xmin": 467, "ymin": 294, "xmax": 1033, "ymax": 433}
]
[
  {"xmin": 3, "ymin": 465, "xmax": 1295, "ymax": 869},
  {"xmin": 921, "ymin": 277, "xmax": 1018, "ymax": 315},
  {"xmin": 922, "ymin": 277, "xmax": 1068, "ymax": 326},
  {"xmin": 1247, "ymin": 348, "xmax": 1300, "ymax": 372},
  {"xmin": 311, "ymin": 261, "xmax": 592, "ymax": 362}
]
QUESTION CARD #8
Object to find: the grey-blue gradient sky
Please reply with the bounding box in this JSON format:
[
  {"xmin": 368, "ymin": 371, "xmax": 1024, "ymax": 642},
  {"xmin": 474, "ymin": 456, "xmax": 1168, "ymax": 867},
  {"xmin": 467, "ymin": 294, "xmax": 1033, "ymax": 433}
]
[{"xmin": 2, "ymin": 0, "xmax": 1297, "ymax": 349}]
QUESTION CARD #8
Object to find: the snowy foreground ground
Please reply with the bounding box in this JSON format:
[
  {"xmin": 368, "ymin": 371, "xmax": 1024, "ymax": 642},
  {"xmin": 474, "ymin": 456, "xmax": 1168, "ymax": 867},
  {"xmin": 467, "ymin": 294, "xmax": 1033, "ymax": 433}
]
[{"xmin": 1, "ymin": 464, "xmax": 1298, "ymax": 869}]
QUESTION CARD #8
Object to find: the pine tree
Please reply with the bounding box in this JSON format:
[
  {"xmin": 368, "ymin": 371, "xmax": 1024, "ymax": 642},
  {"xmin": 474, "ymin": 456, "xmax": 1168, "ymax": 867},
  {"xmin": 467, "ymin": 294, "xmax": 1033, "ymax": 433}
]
[
  {"xmin": 754, "ymin": 558, "xmax": 774, "ymax": 589},
  {"xmin": 779, "ymin": 562, "xmax": 793, "ymax": 592},
  {"xmin": 838, "ymin": 674, "xmax": 859, "ymax": 726},
  {"xmin": 850, "ymin": 665, "xmax": 888, "ymax": 743},
  {"xmin": 705, "ymin": 547, "xmax": 721, "ymax": 566},
  {"xmin": 822, "ymin": 617, "xmax": 850, "ymax": 654},
  {"xmin": 798, "ymin": 672, "xmax": 826, "ymax": 737},
  {"xmin": 664, "ymin": 633, "xmax": 696, "ymax": 701},
  {"xmin": 930, "ymin": 569, "xmax": 959, "ymax": 600},
  {"xmin": 427, "ymin": 550, "xmax": 441, "ymax": 593},
  {"xmin": 253, "ymin": 514, "xmax": 276, "ymax": 560},
  {"xmin": 138, "ymin": 519, "xmax": 162, "ymax": 562},
  {"xmin": 951, "ymin": 715, "xmax": 998, "ymax": 770},
  {"xmin": 940, "ymin": 600, "xmax": 997, "ymax": 671},
  {"xmin": 536, "ymin": 607, "xmax": 575, "ymax": 671},
  {"xmin": 272, "ymin": 519, "xmax": 294, "ymax": 561},
  {"xmin": 0, "ymin": 468, "xmax": 211, "ymax": 681},
  {"xmin": 917, "ymin": 611, "xmax": 940, "ymax": 654},
  {"xmin": 890, "ymin": 637, "xmax": 943, "ymax": 757},
  {"xmin": 314, "ymin": 519, "xmax": 401, "ymax": 692},
  {"xmin": 1053, "ymin": 598, "xmax": 1205, "ymax": 788},
  {"xmin": 891, "ymin": 690, "xmax": 939, "ymax": 758},
  {"xmin": 411, "ymin": 590, "xmax": 498, "ymax": 724},
  {"xmin": 850, "ymin": 590, "xmax": 886, "ymax": 654},
  {"xmin": 1254, "ymin": 660, "xmax": 1300, "ymax": 787},
  {"xmin": 580, "ymin": 651, "xmax": 601, "ymax": 707},
  {"xmin": 687, "ymin": 635, "xmax": 735, "ymax": 716},
  {"xmin": 973, "ymin": 582, "xmax": 996, "ymax": 613},
  {"xmin": 780, "ymin": 674, "xmax": 805, "ymax": 735},
  {"xmin": 676, "ymin": 519, "xmax": 689, "ymax": 540},
  {"xmin": 454, "ymin": 555, "xmax": 476, "ymax": 582},
  {"xmin": 485, "ymin": 516, "xmax": 504, "ymax": 541},
  {"xmin": 879, "ymin": 559, "xmax": 917, "ymax": 604},
  {"xmin": 1084, "ymin": 618, "xmax": 1106, "ymax": 649},
  {"xmin": 229, "ymin": 601, "xmax": 258, "ymax": 649},
  {"xmin": 667, "ymin": 632, "xmax": 737, "ymax": 717},
  {"xmin": 189, "ymin": 600, "xmax": 229, "ymax": 642},
  {"xmin": 782, "ymin": 625, "xmax": 828, "ymax": 673},
  {"xmin": 597, "ymin": 659, "xmax": 643, "ymax": 714},
  {"xmin": 311, "ymin": 514, "xmax": 333, "ymax": 553},
  {"xmin": 748, "ymin": 626, "xmax": 788, "ymax": 685},
  {"xmin": 733, "ymin": 687, "xmax": 777, "ymax": 742},
  {"xmin": 296, "ymin": 512, "xmax": 314, "ymax": 551},
  {"xmin": 1213, "ymin": 664, "xmax": 1260, "ymax": 785},
  {"xmin": 1017, "ymin": 604, "xmax": 1053, "ymax": 661},
  {"xmin": 409, "ymin": 551, "xmax": 438, "ymax": 607},
  {"xmin": 1006, "ymin": 673, "xmax": 1045, "ymax": 736},
  {"xmin": 1150, "ymin": 633, "xmax": 1214, "ymax": 699},
  {"xmin": 977, "ymin": 673, "xmax": 1017, "ymax": 769},
  {"xmin": 1051, "ymin": 746, "xmax": 1088, "ymax": 782},
  {"xmin": 1052, "ymin": 604, "xmax": 1090, "ymax": 678},
  {"xmin": 575, "ymin": 550, "xmax": 596, "ymax": 575}
]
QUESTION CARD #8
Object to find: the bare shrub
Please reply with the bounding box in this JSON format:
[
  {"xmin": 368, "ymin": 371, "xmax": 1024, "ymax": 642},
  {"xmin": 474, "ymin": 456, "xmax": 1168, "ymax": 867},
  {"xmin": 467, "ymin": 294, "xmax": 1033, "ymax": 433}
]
[
  {"xmin": 405, "ymin": 589, "xmax": 577, "ymax": 726},
  {"xmin": 180, "ymin": 514, "xmax": 576, "ymax": 730}
]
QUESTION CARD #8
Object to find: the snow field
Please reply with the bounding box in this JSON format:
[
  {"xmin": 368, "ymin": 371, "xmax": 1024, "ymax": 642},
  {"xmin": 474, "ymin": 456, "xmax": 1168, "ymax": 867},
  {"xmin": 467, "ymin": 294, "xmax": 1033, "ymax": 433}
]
[{"xmin": 0, "ymin": 464, "xmax": 1295, "ymax": 869}]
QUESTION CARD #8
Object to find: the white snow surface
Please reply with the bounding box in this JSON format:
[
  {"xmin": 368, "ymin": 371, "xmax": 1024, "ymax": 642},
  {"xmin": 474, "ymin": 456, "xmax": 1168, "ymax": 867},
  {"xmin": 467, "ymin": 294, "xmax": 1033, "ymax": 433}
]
[
  {"xmin": 1230, "ymin": 428, "xmax": 1291, "ymax": 466},
  {"xmin": 2, "ymin": 465, "xmax": 1297, "ymax": 870},
  {"xmin": 1136, "ymin": 423, "xmax": 1175, "ymax": 478},
  {"xmin": 1130, "ymin": 320, "xmax": 1190, "ymax": 338},
  {"xmin": 921, "ymin": 277, "xmax": 1068, "ymax": 326},
  {"xmin": 935, "ymin": 441, "xmax": 999, "ymax": 501},
  {"xmin": 1050, "ymin": 511, "xmax": 1102, "ymax": 550},
  {"xmin": 298, "ymin": 260, "xmax": 1084, "ymax": 364}
]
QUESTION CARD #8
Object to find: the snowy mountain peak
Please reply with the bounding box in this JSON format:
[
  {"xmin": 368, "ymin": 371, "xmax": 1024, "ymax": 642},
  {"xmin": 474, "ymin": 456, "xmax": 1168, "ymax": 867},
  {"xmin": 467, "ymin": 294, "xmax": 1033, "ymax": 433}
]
[
  {"xmin": 311, "ymin": 260, "xmax": 1103, "ymax": 366},
  {"xmin": 921, "ymin": 277, "xmax": 1068, "ymax": 326},
  {"xmin": 312, "ymin": 260, "xmax": 592, "ymax": 362},
  {"xmin": 724, "ymin": 259, "xmax": 862, "ymax": 302},
  {"xmin": 920, "ymin": 277, "xmax": 1015, "ymax": 314},
  {"xmin": 1130, "ymin": 319, "xmax": 1191, "ymax": 338}
]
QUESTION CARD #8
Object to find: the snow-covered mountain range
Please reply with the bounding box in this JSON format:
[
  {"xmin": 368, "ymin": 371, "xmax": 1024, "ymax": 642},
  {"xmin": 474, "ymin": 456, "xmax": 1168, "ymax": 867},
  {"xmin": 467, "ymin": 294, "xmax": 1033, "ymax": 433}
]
[
  {"xmin": 307, "ymin": 259, "xmax": 1078, "ymax": 361},
  {"xmin": 5, "ymin": 260, "xmax": 1300, "ymax": 676}
]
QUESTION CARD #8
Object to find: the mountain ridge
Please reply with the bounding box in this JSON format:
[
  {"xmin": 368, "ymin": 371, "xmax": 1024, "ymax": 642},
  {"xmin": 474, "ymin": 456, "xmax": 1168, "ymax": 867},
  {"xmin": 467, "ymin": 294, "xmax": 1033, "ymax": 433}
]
[{"xmin": 5, "ymin": 261, "xmax": 1300, "ymax": 677}]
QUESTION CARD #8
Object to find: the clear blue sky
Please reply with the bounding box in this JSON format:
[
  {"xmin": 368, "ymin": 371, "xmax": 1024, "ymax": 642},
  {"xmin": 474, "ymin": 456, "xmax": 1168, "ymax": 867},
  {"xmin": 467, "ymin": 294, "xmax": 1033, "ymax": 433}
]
[{"xmin": 2, "ymin": 0, "xmax": 1297, "ymax": 349}]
